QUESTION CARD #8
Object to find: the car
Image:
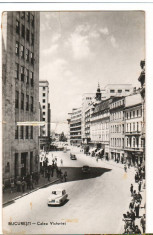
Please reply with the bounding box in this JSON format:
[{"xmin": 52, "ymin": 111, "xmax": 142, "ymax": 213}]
[
  {"xmin": 82, "ymin": 165, "xmax": 90, "ymax": 173},
  {"xmin": 70, "ymin": 153, "xmax": 77, "ymax": 160},
  {"xmin": 48, "ymin": 189, "xmax": 68, "ymax": 206}
]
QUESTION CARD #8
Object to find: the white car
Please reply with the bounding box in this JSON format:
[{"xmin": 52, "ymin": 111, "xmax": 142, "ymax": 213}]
[{"xmin": 48, "ymin": 189, "xmax": 68, "ymax": 206}]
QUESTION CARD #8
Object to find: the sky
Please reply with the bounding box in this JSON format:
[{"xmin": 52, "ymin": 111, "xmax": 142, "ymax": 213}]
[{"xmin": 39, "ymin": 11, "xmax": 145, "ymax": 134}]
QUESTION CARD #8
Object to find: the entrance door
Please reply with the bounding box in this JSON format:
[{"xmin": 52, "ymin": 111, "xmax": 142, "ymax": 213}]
[
  {"xmin": 21, "ymin": 152, "xmax": 27, "ymax": 177},
  {"xmin": 14, "ymin": 153, "xmax": 18, "ymax": 178},
  {"xmin": 30, "ymin": 152, "xmax": 33, "ymax": 173}
]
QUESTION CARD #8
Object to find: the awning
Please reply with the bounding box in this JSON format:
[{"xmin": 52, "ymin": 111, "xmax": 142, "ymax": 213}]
[
  {"xmin": 89, "ymin": 148, "xmax": 97, "ymax": 153},
  {"xmin": 96, "ymin": 149, "xmax": 103, "ymax": 155}
]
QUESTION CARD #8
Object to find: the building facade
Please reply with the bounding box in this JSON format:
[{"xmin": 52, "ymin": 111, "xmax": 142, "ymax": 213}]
[
  {"xmin": 2, "ymin": 11, "xmax": 40, "ymax": 183},
  {"xmin": 103, "ymin": 84, "xmax": 133, "ymax": 99},
  {"xmin": 39, "ymin": 80, "xmax": 51, "ymax": 150},
  {"xmin": 124, "ymin": 93, "xmax": 143, "ymax": 165},
  {"xmin": 109, "ymin": 97, "xmax": 125, "ymax": 162},
  {"xmin": 69, "ymin": 108, "xmax": 82, "ymax": 145}
]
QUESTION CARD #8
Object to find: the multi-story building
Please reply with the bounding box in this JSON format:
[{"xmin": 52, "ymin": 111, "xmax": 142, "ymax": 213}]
[
  {"xmin": 124, "ymin": 93, "xmax": 143, "ymax": 165},
  {"xmin": 2, "ymin": 11, "xmax": 40, "ymax": 183},
  {"xmin": 109, "ymin": 97, "xmax": 125, "ymax": 162},
  {"xmin": 90, "ymin": 98, "xmax": 111, "ymax": 159},
  {"xmin": 69, "ymin": 108, "xmax": 82, "ymax": 145},
  {"xmin": 39, "ymin": 80, "xmax": 51, "ymax": 150},
  {"xmin": 103, "ymin": 84, "xmax": 133, "ymax": 99}
]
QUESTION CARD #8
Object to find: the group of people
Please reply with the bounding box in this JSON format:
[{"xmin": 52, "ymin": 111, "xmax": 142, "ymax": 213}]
[{"xmin": 122, "ymin": 164, "xmax": 146, "ymax": 234}]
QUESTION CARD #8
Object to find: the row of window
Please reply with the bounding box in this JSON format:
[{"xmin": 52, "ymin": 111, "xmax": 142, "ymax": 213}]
[
  {"xmin": 126, "ymin": 137, "xmax": 143, "ymax": 148},
  {"xmin": 126, "ymin": 122, "xmax": 141, "ymax": 132},
  {"xmin": 110, "ymin": 138, "xmax": 124, "ymax": 147},
  {"xmin": 125, "ymin": 109, "xmax": 142, "ymax": 119},
  {"xmin": 91, "ymin": 134, "xmax": 109, "ymax": 141},
  {"xmin": 15, "ymin": 42, "xmax": 34, "ymax": 64},
  {"xmin": 16, "ymin": 12, "xmax": 34, "ymax": 27},
  {"xmin": 15, "ymin": 63, "xmax": 34, "ymax": 85},
  {"xmin": 15, "ymin": 91, "xmax": 33, "ymax": 111},
  {"xmin": 16, "ymin": 20, "xmax": 34, "ymax": 45},
  {"xmin": 91, "ymin": 122, "xmax": 109, "ymax": 130},
  {"xmin": 110, "ymin": 99, "xmax": 124, "ymax": 109},
  {"xmin": 110, "ymin": 111, "xmax": 122, "ymax": 121},
  {"xmin": 111, "ymin": 124, "xmax": 124, "ymax": 133},
  {"xmin": 110, "ymin": 89, "xmax": 130, "ymax": 93},
  {"xmin": 15, "ymin": 125, "xmax": 33, "ymax": 139}
]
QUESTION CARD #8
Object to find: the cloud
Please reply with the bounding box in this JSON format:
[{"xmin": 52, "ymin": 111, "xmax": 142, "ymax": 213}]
[
  {"xmin": 99, "ymin": 27, "xmax": 109, "ymax": 35},
  {"xmin": 68, "ymin": 32, "xmax": 91, "ymax": 60},
  {"xmin": 42, "ymin": 44, "xmax": 59, "ymax": 55},
  {"xmin": 110, "ymin": 36, "xmax": 118, "ymax": 48},
  {"xmin": 51, "ymin": 33, "xmax": 61, "ymax": 43}
]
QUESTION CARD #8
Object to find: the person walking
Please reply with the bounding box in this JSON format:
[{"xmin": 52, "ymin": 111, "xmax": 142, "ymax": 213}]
[
  {"xmin": 140, "ymin": 214, "xmax": 146, "ymax": 233},
  {"xmin": 130, "ymin": 184, "xmax": 134, "ymax": 196},
  {"xmin": 130, "ymin": 209, "xmax": 135, "ymax": 227},
  {"xmin": 64, "ymin": 171, "xmax": 67, "ymax": 182},
  {"xmin": 134, "ymin": 225, "xmax": 141, "ymax": 234},
  {"xmin": 61, "ymin": 159, "xmax": 63, "ymax": 165},
  {"xmin": 134, "ymin": 200, "xmax": 140, "ymax": 218},
  {"xmin": 138, "ymin": 181, "xmax": 142, "ymax": 192},
  {"xmin": 124, "ymin": 164, "xmax": 127, "ymax": 172}
]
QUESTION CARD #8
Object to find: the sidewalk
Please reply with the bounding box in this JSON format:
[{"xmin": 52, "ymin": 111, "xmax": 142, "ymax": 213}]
[{"xmin": 3, "ymin": 173, "xmax": 59, "ymax": 206}]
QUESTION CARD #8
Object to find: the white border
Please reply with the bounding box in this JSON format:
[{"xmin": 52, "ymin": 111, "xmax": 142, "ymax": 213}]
[{"xmin": 0, "ymin": 1, "xmax": 153, "ymax": 234}]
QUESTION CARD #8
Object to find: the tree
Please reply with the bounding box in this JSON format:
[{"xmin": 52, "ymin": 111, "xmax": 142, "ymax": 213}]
[{"xmin": 59, "ymin": 132, "xmax": 67, "ymax": 142}]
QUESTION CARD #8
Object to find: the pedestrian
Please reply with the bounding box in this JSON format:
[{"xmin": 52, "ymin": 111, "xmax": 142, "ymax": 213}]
[
  {"xmin": 130, "ymin": 184, "xmax": 133, "ymax": 196},
  {"xmin": 130, "ymin": 209, "xmax": 135, "ymax": 227},
  {"xmin": 124, "ymin": 164, "xmax": 127, "ymax": 172},
  {"xmin": 138, "ymin": 181, "xmax": 142, "ymax": 192},
  {"xmin": 137, "ymin": 192, "xmax": 142, "ymax": 204},
  {"xmin": 140, "ymin": 214, "xmax": 146, "ymax": 233},
  {"xmin": 22, "ymin": 177, "xmax": 26, "ymax": 193},
  {"xmin": 60, "ymin": 172, "xmax": 63, "ymax": 182},
  {"xmin": 129, "ymin": 200, "xmax": 134, "ymax": 210},
  {"xmin": 134, "ymin": 225, "xmax": 141, "ymax": 234},
  {"xmin": 61, "ymin": 159, "xmax": 63, "ymax": 165},
  {"xmin": 47, "ymin": 170, "xmax": 50, "ymax": 181},
  {"xmin": 134, "ymin": 200, "xmax": 140, "ymax": 218},
  {"xmin": 64, "ymin": 171, "xmax": 67, "ymax": 182},
  {"xmin": 96, "ymin": 157, "xmax": 98, "ymax": 162},
  {"xmin": 128, "ymin": 162, "xmax": 131, "ymax": 168}
]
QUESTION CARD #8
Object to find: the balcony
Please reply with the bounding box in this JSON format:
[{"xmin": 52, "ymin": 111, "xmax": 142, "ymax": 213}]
[
  {"xmin": 125, "ymin": 131, "xmax": 141, "ymax": 135},
  {"xmin": 124, "ymin": 146, "xmax": 143, "ymax": 152}
]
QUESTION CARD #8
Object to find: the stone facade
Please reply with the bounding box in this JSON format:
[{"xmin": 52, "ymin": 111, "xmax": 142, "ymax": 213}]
[{"xmin": 2, "ymin": 12, "xmax": 40, "ymax": 183}]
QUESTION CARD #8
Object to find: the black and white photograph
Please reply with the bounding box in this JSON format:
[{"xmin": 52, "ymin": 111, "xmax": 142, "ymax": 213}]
[{"xmin": 1, "ymin": 9, "xmax": 146, "ymax": 234}]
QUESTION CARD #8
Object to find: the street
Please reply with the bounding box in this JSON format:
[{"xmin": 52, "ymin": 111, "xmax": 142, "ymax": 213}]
[{"xmin": 3, "ymin": 147, "xmax": 135, "ymax": 234}]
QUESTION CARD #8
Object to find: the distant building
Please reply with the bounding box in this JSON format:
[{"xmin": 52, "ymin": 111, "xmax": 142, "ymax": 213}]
[
  {"xmin": 124, "ymin": 93, "xmax": 143, "ymax": 165},
  {"xmin": 2, "ymin": 12, "xmax": 40, "ymax": 183},
  {"xmin": 103, "ymin": 84, "xmax": 133, "ymax": 99},
  {"xmin": 39, "ymin": 80, "xmax": 51, "ymax": 150},
  {"xmin": 109, "ymin": 97, "xmax": 125, "ymax": 162},
  {"xmin": 69, "ymin": 108, "xmax": 82, "ymax": 145}
]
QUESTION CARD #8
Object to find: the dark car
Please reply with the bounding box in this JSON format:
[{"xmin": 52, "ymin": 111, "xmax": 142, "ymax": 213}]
[
  {"xmin": 70, "ymin": 153, "xmax": 77, "ymax": 160},
  {"xmin": 82, "ymin": 165, "xmax": 90, "ymax": 173}
]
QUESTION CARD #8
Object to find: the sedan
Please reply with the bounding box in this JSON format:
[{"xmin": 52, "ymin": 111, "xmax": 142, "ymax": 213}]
[
  {"xmin": 48, "ymin": 189, "xmax": 68, "ymax": 206},
  {"xmin": 70, "ymin": 153, "xmax": 77, "ymax": 160}
]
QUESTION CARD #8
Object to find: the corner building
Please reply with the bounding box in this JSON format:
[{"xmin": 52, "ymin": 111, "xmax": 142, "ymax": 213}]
[{"xmin": 2, "ymin": 12, "xmax": 40, "ymax": 184}]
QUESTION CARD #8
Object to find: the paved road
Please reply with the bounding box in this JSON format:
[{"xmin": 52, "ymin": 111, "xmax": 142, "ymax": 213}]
[{"xmin": 3, "ymin": 147, "xmax": 135, "ymax": 234}]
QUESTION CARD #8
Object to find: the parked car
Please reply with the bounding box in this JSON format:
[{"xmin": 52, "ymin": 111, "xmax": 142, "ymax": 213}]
[
  {"xmin": 70, "ymin": 153, "xmax": 77, "ymax": 160},
  {"xmin": 48, "ymin": 189, "xmax": 68, "ymax": 206},
  {"xmin": 82, "ymin": 165, "xmax": 90, "ymax": 173}
]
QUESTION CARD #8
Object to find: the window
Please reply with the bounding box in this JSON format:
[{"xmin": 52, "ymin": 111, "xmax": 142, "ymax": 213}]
[
  {"xmin": 31, "ymin": 96, "xmax": 33, "ymax": 112},
  {"xmin": 26, "ymin": 12, "xmax": 30, "ymax": 22},
  {"xmin": 16, "ymin": 20, "xmax": 20, "ymax": 34},
  {"xmin": 26, "ymin": 95, "xmax": 29, "ymax": 111},
  {"xmin": 43, "ymin": 112, "xmax": 45, "ymax": 115},
  {"xmin": 31, "ymin": 33, "xmax": 34, "ymax": 46},
  {"xmin": 110, "ymin": 89, "xmax": 115, "ymax": 93},
  {"xmin": 15, "ymin": 63, "xmax": 19, "ymax": 79},
  {"xmin": 21, "ymin": 93, "xmax": 24, "ymax": 110},
  {"xmin": 15, "ymin": 41, "xmax": 19, "ymax": 55},
  {"xmin": 43, "ymin": 99, "xmax": 45, "ymax": 103},
  {"xmin": 30, "ymin": 126, "xmax": 33, "ymax": 139},
  {"xmin": 31, "ymin": 14, "xmax": 34, "ymax": 27},
  {"xmin": 21, "ymin": 12, "xmax": 25, "ymax": 19},
  {"xmin": 133, "ymin": 111, "xmax": 135, "ymax": 118},
  {"xmin": 125, "ymin": 89, "xmax": 130, "ymax": 92},
  {"xmin": 43, "ymin": 105, "xmax": 45, "ymax": 109},
  {"xmin": 43, "ymin": 87, "xmax": 45, "ymax": 90},
  {"xmin": 30, "ymin": 71, "xmax": 34, "ymax": 86},
  {"xmin": 21, "ymin": 66, "xmax": 24, "ymax": 82},
  {"xmin": 15, "ymin": 125, "xmax": 18, "ymax": 139},
  {"xmin": 21, "ymin": 24, "xmax": 25, "ymax": 38},
  {"xmin": 130, "ymin": 112, "xmax": 132, "ymax": 118},
  {"xmin": 137, "ymin": 122, "xmax": 139, "ymax": 131},
  {"xmin": 43, "ymin": 93, "xmax": 45, "ymax": 97},
  {"xmin": 25, "ymin": 48, "xmax": 29, "ymax": 61},
  {"xmin": 15, "ymin": 91, "xmax": 19, "ymax": 108},
  {"xmin": 130, "ymin": 123, "xmax": 131, "ymax": 132},
  {"xmin": 21, "ymin": 45, "xmax": 24, "ymax": 58},
  {"xmin": 20, "ymin": 126, "xmax": 24, "ymax": 139},
  {"xmin": 26, "ymin": 69, "xmax": 29, "ymax": 84},
  {"xmin": 43, "ymin": 118, "xmax": 45, "ymax": 121},
  {"xmin": 26, "ymin": 29, "xmax": 30, "ymax": 42},
  {"xmin": 126, "ymin": 112, "xmax": 128, "ymax": 119},
  {"xmin": 118, "ymin": 89, "xmax": 122, "ymax": 93},
  {"xmin": 25, "ymin": 126, "xmax": 29, "ymax": 139},
  {"xmin": 133, "ymin": 138, "xmax": 135, "ymax": 148},
  {"xmin": 137, "ymin": 110, "xmax": 139, "ymax": 117},
  {"xmin": 133, "ymin": 122, "xmax": 135, "ymax": 131},
  {"xmin": 31, "ymin": 52, "xmax": 34, "ymax": 64},
  {"xmin": 127, "ymin": 138, "xmax": 128, "ymax": 147}
]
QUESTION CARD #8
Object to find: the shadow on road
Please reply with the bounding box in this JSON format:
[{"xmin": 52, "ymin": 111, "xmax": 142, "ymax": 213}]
[{"xmin": 57, "ymin": 166, "xmax": 111, "ymax": 183}]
